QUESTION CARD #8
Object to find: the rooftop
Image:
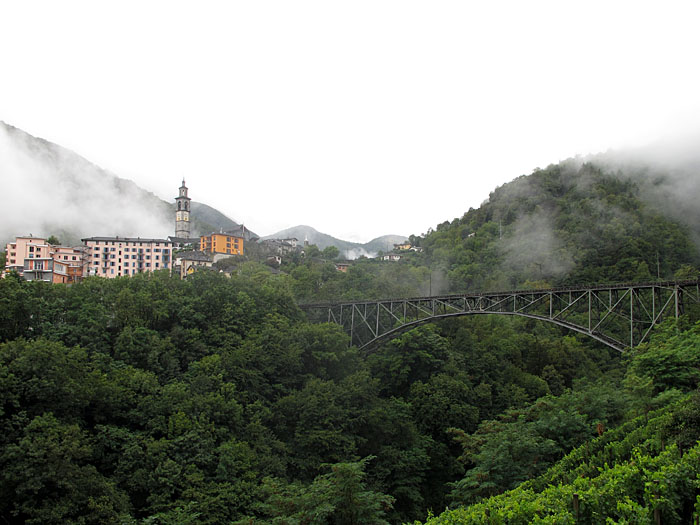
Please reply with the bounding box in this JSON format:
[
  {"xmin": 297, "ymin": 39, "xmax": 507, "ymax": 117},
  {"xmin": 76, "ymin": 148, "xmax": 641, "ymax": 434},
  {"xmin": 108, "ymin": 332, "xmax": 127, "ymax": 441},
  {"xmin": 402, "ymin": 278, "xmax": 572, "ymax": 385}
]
[{"xmin": 81, "ymin": 236, "xmax": 173, "ymax": 243}]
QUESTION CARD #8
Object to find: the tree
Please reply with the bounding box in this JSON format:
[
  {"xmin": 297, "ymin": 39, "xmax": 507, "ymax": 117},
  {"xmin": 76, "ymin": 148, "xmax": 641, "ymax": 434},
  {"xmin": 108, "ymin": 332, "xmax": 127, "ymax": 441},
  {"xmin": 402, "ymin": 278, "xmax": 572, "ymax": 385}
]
[
  {"xmin": 304, "ymin": 244, "xmax": 321, "ymax": 258},
  {"xmin": 0, "ymin": 414, "xmax": 130, "ymax": 524},
  {"xmin": 242, "ymin": 457, "xmax": 394, "ymax": 524},
  {"xmin": 322, "ymin": 245, "xmax": 340, "ymax": 260},
  {"xmin": 47, "ymin": 235, "xmax": 60, "ymax": 245}
]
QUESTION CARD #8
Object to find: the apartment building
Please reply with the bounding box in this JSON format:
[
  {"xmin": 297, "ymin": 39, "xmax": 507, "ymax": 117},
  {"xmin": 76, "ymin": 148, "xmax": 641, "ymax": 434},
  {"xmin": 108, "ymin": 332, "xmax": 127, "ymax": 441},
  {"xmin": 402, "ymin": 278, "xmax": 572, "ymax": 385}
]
[
  {"xmin": 4, "ymin": 236, "xmax": 87, "ymax": 283},
  {"xmin": 82, "ymin": 237, "xmax": 173, "ymax": 278},
  {"xmin": 199, "ymin": 232, "xmax": 244, "ymax": 256}
]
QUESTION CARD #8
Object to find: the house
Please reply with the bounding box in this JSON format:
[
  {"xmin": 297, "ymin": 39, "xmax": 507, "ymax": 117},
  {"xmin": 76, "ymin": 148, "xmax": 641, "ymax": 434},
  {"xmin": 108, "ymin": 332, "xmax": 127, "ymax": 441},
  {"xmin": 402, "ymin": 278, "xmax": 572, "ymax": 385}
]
[
  {"xmin": 4, "ymin": 236, "xmax": 52, "ymax": 277},
  {"xmin": 394, "ymin": 242, "xmax": 412, "ymax": 251},
  {"xmin": 175, "ymin": 250, "xmax": 214, "ymax": 279},
  {"xmin": 381, "ymin": 254, "xmax": 402, "ymax": 262},
  {"xmin": 50, "ymin": 246, "xmax": 87, "ymax": 283},
  {"xmin": 335, "ymin": 262, "xmax": 351, "ymax": 272},
  {"xmin": 259, "ymin": 238, "xmax": 297, "ymax": 255},
  {"xmin": 266, "ymin": 255, "xmax": 282, "ymax": 268},
  {"xmin": 199, "ymin": 232, "xmax": 244, "ymax": 256},
  {"xmin": 4, "ymin": 236, "xmax": 87, "ymax": 283},
  {"xmin": 82, "ymin": 237, "xmax": 173, "ymax": 278}
]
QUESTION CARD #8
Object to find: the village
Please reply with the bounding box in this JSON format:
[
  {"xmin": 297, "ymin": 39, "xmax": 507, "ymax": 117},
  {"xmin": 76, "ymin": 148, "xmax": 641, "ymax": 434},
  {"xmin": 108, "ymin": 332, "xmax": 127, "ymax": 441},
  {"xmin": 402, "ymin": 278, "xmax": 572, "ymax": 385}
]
[{"xmin": 3, "ymin": 180, "xmax": 420, "ymax": 283}]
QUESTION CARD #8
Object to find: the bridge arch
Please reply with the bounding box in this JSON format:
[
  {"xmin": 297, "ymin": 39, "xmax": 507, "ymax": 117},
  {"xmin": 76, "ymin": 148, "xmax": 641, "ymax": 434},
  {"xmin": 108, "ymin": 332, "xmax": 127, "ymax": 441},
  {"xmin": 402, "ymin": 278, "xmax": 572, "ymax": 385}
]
[{"xmin": 299, "ymin": 280, "xmax": 700, "ymax": 352}]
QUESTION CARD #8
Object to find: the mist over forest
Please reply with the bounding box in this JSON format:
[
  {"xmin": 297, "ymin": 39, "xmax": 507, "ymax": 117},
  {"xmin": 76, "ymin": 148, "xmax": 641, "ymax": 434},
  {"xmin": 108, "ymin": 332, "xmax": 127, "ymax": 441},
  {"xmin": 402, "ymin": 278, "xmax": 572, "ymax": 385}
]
[{"xmin": 2, "ymin": 120, "xmax": 700, "ymax": 523}]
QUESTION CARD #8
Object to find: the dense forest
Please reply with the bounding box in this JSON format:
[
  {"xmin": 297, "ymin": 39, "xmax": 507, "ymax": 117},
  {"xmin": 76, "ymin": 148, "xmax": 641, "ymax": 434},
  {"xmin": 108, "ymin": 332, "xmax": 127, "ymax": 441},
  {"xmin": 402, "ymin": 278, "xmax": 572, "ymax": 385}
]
[{"xmin": 1, "ymin": 159, "xmax": 700, "ymax": 523}]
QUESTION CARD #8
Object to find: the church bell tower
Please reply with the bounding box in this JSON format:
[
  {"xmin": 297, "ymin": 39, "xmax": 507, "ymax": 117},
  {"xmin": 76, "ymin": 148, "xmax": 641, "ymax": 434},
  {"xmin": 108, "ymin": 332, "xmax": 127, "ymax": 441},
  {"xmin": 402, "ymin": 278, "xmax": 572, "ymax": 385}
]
[{"xmin": 175, "ymin": 179, "xmax": 191, "ymax": 239}]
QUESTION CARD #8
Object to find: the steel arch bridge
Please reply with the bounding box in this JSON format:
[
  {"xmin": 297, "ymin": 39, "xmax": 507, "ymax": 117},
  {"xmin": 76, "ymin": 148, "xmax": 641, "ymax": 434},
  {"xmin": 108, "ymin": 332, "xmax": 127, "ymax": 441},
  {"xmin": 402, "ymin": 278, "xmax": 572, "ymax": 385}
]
[{"xmin": 299, "ymin": 280, "xmax": 700, "ymax": 352}]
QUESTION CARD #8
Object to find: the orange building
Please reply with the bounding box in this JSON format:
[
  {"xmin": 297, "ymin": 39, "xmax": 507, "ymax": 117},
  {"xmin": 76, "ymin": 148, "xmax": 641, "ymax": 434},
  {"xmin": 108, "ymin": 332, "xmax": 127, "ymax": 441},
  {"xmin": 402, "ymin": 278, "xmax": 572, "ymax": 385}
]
[{"xmin": 199, "ymin": 232, "xmax": 244, "ymax": 256}]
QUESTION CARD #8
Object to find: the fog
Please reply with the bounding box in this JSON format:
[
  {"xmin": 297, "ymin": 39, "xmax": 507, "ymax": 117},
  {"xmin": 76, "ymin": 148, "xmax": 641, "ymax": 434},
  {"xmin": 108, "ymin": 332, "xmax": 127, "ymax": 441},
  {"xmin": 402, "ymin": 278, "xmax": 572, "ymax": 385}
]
[
  {"xmin": 486, "ymin": 131, "xmax": 700, "ymax": 286},
  {"xmin": 595, "ymin": 133, "xmax": 700, "ymax": 248},
  {"xmin": 500, "ymin": 211, "xmax": 575, "ymax": 282},
  {"xmin": 1, "ymin": 122, "xmax": 173, "ymax": 246}
]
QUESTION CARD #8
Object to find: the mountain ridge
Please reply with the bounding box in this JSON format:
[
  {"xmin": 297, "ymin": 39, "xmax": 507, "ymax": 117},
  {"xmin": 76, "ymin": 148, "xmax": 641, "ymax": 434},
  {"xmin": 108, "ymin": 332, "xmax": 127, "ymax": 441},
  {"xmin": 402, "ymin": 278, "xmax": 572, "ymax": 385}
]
[
  {"xmin": 1, "ymin": 121, "xmax": 403, "ymax": 252},
  {"xmin": 263, "ymin": 225, "xmax": 407, "ymax": 258}
]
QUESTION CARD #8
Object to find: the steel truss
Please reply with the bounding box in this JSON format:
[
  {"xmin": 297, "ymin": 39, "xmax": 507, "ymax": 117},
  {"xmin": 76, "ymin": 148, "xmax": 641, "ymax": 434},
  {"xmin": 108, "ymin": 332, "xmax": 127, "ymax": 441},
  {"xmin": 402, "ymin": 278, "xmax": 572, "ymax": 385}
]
[{"xmin": 300, "ymin": 280, "xmax": 700, "ymax": 352}]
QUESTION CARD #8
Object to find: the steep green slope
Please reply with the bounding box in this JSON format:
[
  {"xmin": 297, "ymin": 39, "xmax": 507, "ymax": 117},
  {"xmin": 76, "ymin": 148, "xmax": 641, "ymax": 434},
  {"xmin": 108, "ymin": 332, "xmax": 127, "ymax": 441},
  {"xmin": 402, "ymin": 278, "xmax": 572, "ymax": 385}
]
[
  {"xmin": 414, "ymin": 161, "xmax": 699, "ymax": 292},
  {"xmin": 420, "ymin": 394, "xmax": 700, "ymax": 524},
  {"xmin": 418, "ymin": 321, "xmax": 700, "ymax": 524}
]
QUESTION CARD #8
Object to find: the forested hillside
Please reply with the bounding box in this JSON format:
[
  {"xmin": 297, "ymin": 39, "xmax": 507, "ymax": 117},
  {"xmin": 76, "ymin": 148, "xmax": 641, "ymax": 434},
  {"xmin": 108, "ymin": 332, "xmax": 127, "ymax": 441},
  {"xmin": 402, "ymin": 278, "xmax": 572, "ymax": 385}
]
[
  {"xmin": 278, "ymin": 160, "xmax": 699, "ymax": 303},
  {"xmin": 1, "ymin": 157, "xmax": 700, "ymax": 524}
]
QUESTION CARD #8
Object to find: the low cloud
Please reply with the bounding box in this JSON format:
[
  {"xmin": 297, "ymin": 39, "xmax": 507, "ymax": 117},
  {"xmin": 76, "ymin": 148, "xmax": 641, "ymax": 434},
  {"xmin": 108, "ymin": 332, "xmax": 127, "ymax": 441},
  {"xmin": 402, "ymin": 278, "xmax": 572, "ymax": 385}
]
[
  {"xmin": 500, "ymin": 211, "xmax": 574, "ymax": 282},
  {"xmin": 1, "ymin": 122, "xmax": 172, "ymax": 246}
]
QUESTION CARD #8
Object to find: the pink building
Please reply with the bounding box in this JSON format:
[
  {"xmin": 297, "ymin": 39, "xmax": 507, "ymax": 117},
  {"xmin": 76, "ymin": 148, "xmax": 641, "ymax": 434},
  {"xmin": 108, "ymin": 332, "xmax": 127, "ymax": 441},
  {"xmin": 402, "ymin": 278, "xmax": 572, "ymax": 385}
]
[
  {"xmin": 51, "ymin": 246, "xmax": 88, "ymax": 283},
  {"xmin": 5, "ymin": 236, "xmax": 51, "ymax": 275},
  {"xmin": 3, "ymin": 236, "xmax": 87, "ymax": 283},
  {"xmin": 82, "ymin": 237, "xmax": 173, "ymax": 278}
]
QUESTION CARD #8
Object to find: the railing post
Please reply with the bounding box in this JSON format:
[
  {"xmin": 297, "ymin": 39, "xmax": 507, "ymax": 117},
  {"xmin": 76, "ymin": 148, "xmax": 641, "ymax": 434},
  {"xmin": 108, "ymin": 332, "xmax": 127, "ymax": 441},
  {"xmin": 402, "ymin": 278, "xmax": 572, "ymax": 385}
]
[
  {"xmin": 350, "ymin": 304, "xmax": 355, "ymax": 346},
  {"xmin": 675, "ymin": 285, "xmax": 679, "ymax": 319},
  {"xmin": 630, "ymin": 288, "xmax": 634, "ymax": 348},
  {"xmin": 376, "ymin": 302, "xmax": 380, "ymax": 338},
  {"xmin": 588, "ymin": 290, "xmax": 591, "ymax": 332}
]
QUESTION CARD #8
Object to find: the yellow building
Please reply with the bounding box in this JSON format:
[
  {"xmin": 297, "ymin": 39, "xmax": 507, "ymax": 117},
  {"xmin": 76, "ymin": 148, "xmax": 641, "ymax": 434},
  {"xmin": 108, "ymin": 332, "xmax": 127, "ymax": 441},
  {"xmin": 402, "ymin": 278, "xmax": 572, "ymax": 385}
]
[{"xmin": 199, "ymin": 232, "xmax": 244, "ymax": 256}]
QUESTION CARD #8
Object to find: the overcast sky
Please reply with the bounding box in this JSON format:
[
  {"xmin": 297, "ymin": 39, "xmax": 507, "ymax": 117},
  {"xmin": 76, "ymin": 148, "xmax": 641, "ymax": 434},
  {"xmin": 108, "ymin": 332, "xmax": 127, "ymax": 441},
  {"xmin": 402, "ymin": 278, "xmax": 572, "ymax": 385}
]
[{"xmin": 2, "ymin": 1, "xmax": 700, "ymax": 242}]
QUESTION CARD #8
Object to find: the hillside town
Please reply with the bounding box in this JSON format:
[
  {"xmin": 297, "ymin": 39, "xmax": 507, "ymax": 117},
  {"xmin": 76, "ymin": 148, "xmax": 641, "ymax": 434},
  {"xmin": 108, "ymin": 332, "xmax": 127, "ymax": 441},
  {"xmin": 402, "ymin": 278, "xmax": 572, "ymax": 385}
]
[{"xmin": 3, "ymin": 180, "xmax": 418, "ymax": 282}]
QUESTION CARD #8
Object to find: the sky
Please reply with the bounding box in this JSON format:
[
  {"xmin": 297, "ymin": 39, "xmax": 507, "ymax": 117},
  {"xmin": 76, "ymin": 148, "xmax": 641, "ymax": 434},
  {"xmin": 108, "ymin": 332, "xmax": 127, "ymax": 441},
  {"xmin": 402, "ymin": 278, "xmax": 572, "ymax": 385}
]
[{"xmin": 2, "ymin": 1, "xmax": 700, "ymax": 243}]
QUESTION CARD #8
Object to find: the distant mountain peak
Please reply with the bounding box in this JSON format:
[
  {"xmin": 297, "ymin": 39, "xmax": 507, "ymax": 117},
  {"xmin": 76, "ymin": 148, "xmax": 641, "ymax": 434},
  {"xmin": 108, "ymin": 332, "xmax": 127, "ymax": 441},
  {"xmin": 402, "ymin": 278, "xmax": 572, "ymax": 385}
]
[{"xmin": 264, "ymin": 225, "xmax": 407, "ymax": 259}]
